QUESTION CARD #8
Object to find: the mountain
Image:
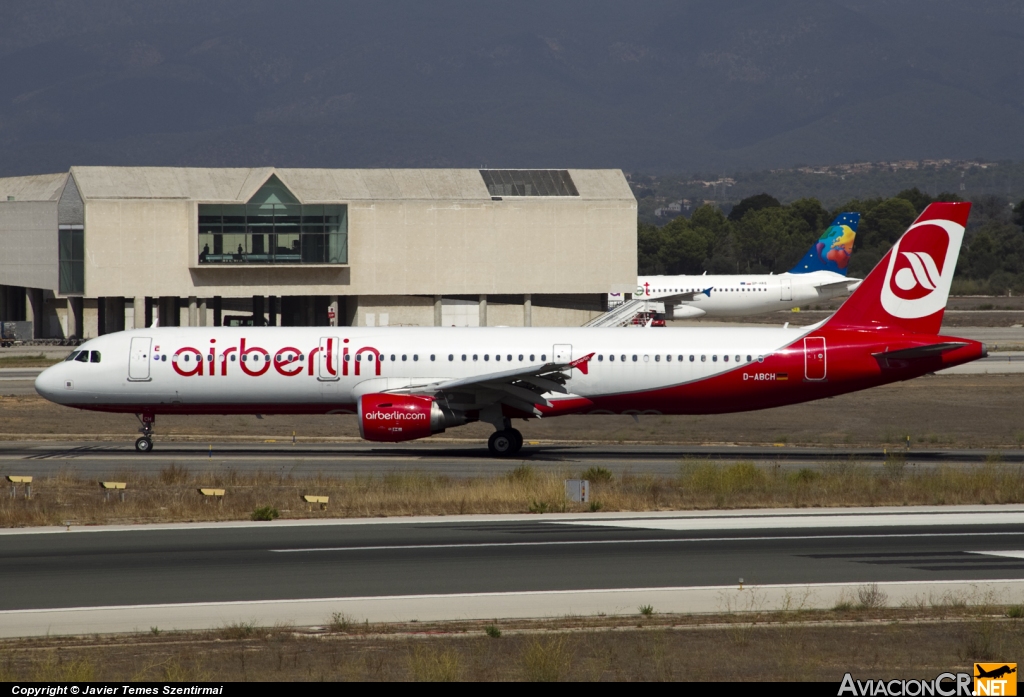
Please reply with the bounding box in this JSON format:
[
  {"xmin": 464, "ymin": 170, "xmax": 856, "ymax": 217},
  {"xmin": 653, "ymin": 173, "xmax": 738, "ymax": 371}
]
[{"xmin": 1, "ymin": 0, "xmax": 1023, "ymax": 175}]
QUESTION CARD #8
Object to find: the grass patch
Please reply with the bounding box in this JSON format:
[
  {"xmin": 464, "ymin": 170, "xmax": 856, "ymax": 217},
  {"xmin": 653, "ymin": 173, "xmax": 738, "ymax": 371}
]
[
  {"xmin": 4, "ymin": 462, "xmax": 1024, "ymax": 526},
  {"xmin": 0, "ymin": 354, "xmax": 63, "ymax": 368}
]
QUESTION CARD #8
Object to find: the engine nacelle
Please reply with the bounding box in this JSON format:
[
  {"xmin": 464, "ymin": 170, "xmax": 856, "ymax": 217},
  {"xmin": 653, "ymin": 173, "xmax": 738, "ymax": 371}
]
[
  {"xmin": 669, "ymin": 304, "xmax": 707, "ymax": 320},
  {"xmin": 358, "ymin": 393, "xmax": 461, "ymax": 442}
]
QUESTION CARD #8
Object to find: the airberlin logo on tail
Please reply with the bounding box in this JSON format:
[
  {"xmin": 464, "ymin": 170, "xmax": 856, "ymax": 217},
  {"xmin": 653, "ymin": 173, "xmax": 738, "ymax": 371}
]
[{"xmin": 880, "ymin": 218, "xmax": 964, "ymax": 319}]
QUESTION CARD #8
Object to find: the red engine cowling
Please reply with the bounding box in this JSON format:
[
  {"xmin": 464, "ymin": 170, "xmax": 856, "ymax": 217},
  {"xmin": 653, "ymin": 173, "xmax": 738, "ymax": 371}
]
[{"xmin": 358, "ymin": 394, "xmax": 453, "ymax": 442}]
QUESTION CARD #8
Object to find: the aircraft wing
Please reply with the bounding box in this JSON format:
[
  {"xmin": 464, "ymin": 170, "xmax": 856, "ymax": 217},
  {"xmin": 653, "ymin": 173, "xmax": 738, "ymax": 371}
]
[
  {"xmin": 653, "ymin": 287, "xmax": 713, "ymax": 302},
  {"xmin": 383, "ymin": 353, "xmax": 595, "ymax": 416},
  {"xmin": 814, "ymin": 279, "xmax": 861, "ymax": 294}
]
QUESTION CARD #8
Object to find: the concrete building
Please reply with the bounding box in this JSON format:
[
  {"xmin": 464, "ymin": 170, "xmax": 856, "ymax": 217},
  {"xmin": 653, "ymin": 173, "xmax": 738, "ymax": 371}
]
[{"xmin": 0, "ymin": 167, "xmax": 636, "ymax": 338}]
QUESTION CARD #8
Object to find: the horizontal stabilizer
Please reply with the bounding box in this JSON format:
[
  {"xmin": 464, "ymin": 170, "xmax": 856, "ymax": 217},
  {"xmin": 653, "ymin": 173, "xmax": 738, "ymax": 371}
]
[{"xmin": 872, "ymin": 342, "xmax": 970, "ymax": 361}]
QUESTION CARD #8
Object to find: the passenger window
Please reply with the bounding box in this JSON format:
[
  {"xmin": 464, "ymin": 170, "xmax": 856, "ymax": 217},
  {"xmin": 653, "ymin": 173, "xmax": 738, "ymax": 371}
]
[
  {"xmin": 507, "ymin": 355, "xmax": 512, "ymax": 361},
  {"xmin": 207, "ymin": 354, "xmax": 213, "ymax": 362},
  {"xmin": 402, "ymin": 355, "xmax": 407, "ymax": 361},
  {"xmin": 462, "ymin": 355, "xmax": 467, "ymax": 361},
  {"xmin": 518, "ymin": 354, "xmax": 524, "ymax": 361},
  {"xmin": 413, "ymin": 355, "xmax": 419, "ymax": 361},
  {"xmin": 609, "ymin": 355, "xmax": 615, "ymax": 362},
  {"xmin": 736, "ymin": 355, "xmax": 741, "ymax": 362},
  {"xmin": 75, "ymin": 352, "xmax": 89, "ymax": 363},
  {"xmin": 620, "ymin": 355, "xmax": 626, "ymax": 362},
  {"xmin": 473, "ymin": 354, "xmax": 478, "ymax": 361},
  {"xmin": 713, "ymin": 355, "xmax": 718, "ymax": 362},
  {"xmin": 632, "ymin": 355, "xmax": 638, "ymax": 362},
  {"xmin": 430, "ymin": 355, "xmax": 435, "ymax": 361},
  {"xmin": 723, "ymin": 355, "xmax": 729, "ymax": 362},
  {"xmin": 758, "ymin": 356, "xmax": 764, "ymax": 363},
  {"xmin": 700, "ymin": 355, "xmax": 706, "ymax": 362},
  {"xmin": 355, "ymin": 354, "xmax": 361, "ymax": 361},
  {"xmin": 229, "ymin": 355, "xmax": 234, "ymax": 362},
  {"xmin": 495, "ymin": 355, "xmax": 500, "ymax": 361},
  {"xmin": 449, "ymin": 354, "xmax": 454, "ymax": 361},
  {"xmin": 391, "ymin": 354, "xmax": 396, "ymax": 361},
  {"xmin": 643, "ymin": 355, "xmax": 649, "ymax": 362},
  {"xmin": 654, "ymin": 355, "xmax": 660, "ymax": 362},
  {"xmin": 484, "ymin": 354, "xmax": 489, "ymax": 361},
  {"xmin": 541, "ymin": 354, "xmax": 547, "ymax": 361},
  {"xmin": 598, "ymin": 355, "xmax": 604, "ymax": 361},
  {"xmin": 666, "ymin": 355, "xmax": 671, "ymax": 362},
  {"xmin": 530, "ymin": 354, "xmax": 535, "ymax": 361}
]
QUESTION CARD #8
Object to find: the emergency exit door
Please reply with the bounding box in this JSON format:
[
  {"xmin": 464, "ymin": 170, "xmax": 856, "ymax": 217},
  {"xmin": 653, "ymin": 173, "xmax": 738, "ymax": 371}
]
[
  {"xmin": 318, "ymin": 337, "xmax": 340, "ymax": 381},
  {"xmin": 804, "ymin": 336, "xmax": 826, "ymax": 381}
]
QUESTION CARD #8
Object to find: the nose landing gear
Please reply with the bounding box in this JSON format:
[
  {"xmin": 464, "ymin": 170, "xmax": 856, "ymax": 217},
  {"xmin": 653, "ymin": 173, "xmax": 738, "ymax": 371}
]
[{"xmin": 135, "ymin": 413, "xmax": 155, "ymax": 453}]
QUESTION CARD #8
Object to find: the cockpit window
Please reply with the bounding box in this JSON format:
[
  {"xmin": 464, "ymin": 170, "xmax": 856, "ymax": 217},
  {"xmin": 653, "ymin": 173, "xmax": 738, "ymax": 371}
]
[
  {"xmin": 90, "ymin": 351, "xmax": 101, "ymax": 363},
  {"xmin": 74, "ymin": 352, "xmax": 89, "ymax": 363},
  {"xmin": 64, "ymin": 351, "xmax": 80, "ymax": 362}
]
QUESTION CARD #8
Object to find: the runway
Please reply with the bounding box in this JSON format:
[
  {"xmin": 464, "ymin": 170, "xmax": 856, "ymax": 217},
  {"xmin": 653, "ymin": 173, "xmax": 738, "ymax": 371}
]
[
  {"xmin": 3, "ymin": 506, "xmax": 1024, "ymax": 636},
  {"xmin": 0, "ymin": 440, "xmax": 1019, "ymax": 478}
]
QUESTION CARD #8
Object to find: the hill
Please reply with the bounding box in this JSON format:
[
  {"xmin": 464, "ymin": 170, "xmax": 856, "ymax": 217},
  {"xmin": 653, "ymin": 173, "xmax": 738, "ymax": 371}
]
[{"xmin": 1, "ymin": 1, "xmax": 1023, "ymax": 175}]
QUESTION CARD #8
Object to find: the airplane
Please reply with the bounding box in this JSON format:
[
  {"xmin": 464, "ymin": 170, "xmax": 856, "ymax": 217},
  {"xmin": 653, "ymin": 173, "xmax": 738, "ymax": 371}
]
[
  {"xmin": 35, "ymin": 202, "xmax": 983, "ymax": 457},
  {"xmin": 598, "ymin": 213, "xmax": 861, "ymax": 324}
]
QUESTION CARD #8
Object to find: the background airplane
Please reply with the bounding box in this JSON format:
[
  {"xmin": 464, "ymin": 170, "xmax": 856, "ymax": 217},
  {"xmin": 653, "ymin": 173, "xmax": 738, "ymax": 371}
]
[
  {"xmin": 593, "ymin": 213, "xmax": 860, "ymax": 326},
  {"xmin": 35, "ymin": 204, "xmax": 981, "ymax": 457}
]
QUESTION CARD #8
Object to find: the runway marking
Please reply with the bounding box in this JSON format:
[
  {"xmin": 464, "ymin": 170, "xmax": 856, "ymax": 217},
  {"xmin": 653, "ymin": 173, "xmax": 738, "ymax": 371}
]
[
  {"xmin": 270, "ymin": 531, "xmax": 1024, "ymax": 554},
  {"xmin": 969, "ymin": 550, "xmax": 1024, "ymax": 559},
  {"xmin": 554, "ymin": 511, "xmax": 1024, "ymax": 531}
]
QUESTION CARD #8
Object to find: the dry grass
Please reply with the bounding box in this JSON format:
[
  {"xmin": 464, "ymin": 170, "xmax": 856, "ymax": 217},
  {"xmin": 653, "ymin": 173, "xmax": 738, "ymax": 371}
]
[
  {"xmin": 4, "ymin": 461, "xmax": 1024, "ymax": 526},
  {"xmin": 0, "ymin": 354, "xmax": 62, "ymax": 368},
  {"xmin": 2, "ymin": 374, "xmax": 1024, "ymax": 448},
  {"xmin": 0, "ymin": 608, "xmax": 1022, "ymax": 681}
]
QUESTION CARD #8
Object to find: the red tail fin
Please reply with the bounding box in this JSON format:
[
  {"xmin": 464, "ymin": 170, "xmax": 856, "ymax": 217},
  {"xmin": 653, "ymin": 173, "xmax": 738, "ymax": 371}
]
[{"xmin": 827, "ymin": 202, "xmax": 971, "ymax": 334}]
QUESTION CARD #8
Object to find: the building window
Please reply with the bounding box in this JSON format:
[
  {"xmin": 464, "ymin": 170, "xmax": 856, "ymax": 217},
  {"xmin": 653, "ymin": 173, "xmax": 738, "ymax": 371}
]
[
  {"xmin": 479, "ymin": 170, "xmax": 579, "ymax": 197},
  {"xmin": 58, "ymin": 225, "xmax": 84, "ymax": 294},
  {"xmin": 197, "ymin": 177, "xmax": 347, "ymax": 265}
]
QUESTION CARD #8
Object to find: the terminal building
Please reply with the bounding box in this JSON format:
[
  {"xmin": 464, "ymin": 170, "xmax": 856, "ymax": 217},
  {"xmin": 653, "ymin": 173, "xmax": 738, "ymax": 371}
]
[{"xmin": 0, "ymin": 167, "xmax": 637, "ymax": 339}]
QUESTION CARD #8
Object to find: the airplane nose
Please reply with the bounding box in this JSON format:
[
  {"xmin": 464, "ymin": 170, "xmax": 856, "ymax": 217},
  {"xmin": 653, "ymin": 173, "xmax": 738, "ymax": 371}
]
[{"xmin": 34, "ymin": 364, "xmax": 66, "ymax": 403}]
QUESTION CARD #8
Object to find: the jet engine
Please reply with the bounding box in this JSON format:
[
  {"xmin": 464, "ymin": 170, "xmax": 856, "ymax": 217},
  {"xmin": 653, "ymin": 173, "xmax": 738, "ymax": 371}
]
[
  {"xmin": 358, "ymin": 393, "xmax": 463, "ymax": 442},
  {"xmin": 669, "ymin": 304, "xmax": 707, "ymax": 319}
]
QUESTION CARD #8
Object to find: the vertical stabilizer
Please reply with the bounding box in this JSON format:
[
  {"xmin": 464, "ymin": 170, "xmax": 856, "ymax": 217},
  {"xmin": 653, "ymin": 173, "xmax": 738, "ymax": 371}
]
[
  {"xmin": 788, "ymin": 213, "xmax": 860, "ymax": 275},
  {"xmin": 826, "ymin": 202, "xmax": 971, "ymax": 334}
]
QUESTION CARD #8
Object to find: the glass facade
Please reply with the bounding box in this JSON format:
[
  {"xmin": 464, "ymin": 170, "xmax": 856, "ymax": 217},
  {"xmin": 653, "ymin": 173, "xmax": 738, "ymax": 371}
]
[
  {"xmin": 58, "ymin": 225, "xmax": 84, "ymax": 294},
  {"xmin": 197, "ymin": 178, "xmax": 348, "ymax": 265},
  {"xmin": 480, "ymin": 170, "xmax": 579, "ymax": 197}
]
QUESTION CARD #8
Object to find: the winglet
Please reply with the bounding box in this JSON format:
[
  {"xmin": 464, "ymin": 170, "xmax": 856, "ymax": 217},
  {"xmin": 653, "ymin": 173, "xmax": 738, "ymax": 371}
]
[
  {"xmin": 568, "ymin": 352, "xmax": 596, "ymax": 375},
  {"xmin": 702, "ymin": 287, "xmax": 713, "ymax": 297}
]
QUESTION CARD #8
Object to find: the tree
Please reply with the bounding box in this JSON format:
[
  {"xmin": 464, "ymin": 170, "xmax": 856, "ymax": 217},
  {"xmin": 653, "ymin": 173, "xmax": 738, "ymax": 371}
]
[
  {"xmin": 733, "ymin": 207, "xmax": 813, "ymax": 272},
  {"xmin": 727, "ymin": 193, "xmax": 780, "ymax": 222}
]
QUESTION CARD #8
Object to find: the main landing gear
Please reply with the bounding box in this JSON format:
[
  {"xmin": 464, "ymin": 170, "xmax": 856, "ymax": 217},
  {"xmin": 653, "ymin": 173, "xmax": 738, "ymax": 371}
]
[
  {"xmin": 135, "ymin": 413, "xmax": 155, "ymax": 453},
  {"xmin": 487, "ymin": 421, "xmax": 524, "ymax": 457}
]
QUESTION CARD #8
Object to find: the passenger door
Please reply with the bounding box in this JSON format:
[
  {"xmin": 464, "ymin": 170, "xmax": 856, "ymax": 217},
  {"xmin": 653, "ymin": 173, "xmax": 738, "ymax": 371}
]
[
  {"xmin": 128, "ymin": 337, "xmax": 152, "ymax": 381},
  {"xmin": 781, "ymin": 277, "xmax": 793, "ymax": 302},
  {"xmin": 804, "ymin": 337, "xmax": 826, "ymax": 381},
  {"xmin": 318, "ymin": 337, "xmax": 340, "ymax": 381}
]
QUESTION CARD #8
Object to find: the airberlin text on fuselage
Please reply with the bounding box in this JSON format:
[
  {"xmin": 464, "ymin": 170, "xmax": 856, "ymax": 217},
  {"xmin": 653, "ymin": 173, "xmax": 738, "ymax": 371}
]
[{"xmin": 167, "ymin": 337, "xmax": 381, "ymax": 378}]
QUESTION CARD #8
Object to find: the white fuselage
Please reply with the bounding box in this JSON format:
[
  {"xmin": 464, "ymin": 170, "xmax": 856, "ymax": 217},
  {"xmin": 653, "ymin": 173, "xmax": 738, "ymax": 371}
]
[
  {"xmin": 36, "ymin": 325, "xmax": 812, "ymax": 412},
  {"xmin": 630, "ymin": 270, "xmax": 859, "ymax": 318}
]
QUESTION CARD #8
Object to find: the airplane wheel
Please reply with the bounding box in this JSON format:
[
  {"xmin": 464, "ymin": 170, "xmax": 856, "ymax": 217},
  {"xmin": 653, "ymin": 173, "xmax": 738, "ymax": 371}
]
[
  {"xmin": 487, "ymin": 431, "xmax": 516, "ymax": 457},
  {"xmin": 135, "ymin": 437, "xmax": 153, "ymax": 453},
  {"xmin": 509, "ymin": 428, "xmax": 524, "ymax": 454}
]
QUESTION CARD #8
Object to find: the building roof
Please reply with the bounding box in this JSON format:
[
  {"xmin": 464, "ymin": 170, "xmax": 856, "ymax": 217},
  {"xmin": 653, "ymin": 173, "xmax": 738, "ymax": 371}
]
[
  {"xmin": 64, "ymin": 167, "xmax": 634, "ymax": 202},
  {"xmin": 0, "ymin": 172, "xmax": 68, "ymax": 202}
]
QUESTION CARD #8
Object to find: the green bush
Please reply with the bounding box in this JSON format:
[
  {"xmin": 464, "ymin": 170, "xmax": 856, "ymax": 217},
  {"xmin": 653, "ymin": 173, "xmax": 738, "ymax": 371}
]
[{"xmin": 251, "ymin": 506, "xmax": 279, "ymax": 521}]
